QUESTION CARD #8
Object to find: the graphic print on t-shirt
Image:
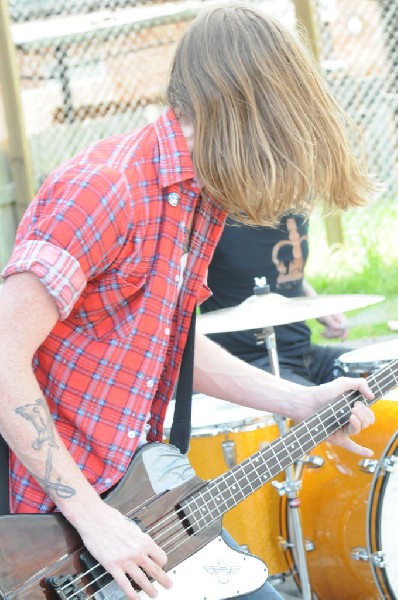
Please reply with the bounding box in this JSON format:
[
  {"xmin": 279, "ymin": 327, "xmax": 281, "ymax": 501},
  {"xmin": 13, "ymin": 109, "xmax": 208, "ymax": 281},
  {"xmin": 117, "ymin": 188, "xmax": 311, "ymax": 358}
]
[{"xmin": 272, "ymin": 217, "xmax": 307, "ymax": 291}]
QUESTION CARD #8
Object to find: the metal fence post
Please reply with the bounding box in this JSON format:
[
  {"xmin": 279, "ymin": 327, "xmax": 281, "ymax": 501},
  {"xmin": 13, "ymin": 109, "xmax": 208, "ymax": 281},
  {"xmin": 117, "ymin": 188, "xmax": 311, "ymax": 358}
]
[
  {"xmin": 0, "ymin": 0, "xmax": 35, "ymax": 222},
  {"xmin": 293, "ymin": 0, "xmax": 344, "ymax": 246}
]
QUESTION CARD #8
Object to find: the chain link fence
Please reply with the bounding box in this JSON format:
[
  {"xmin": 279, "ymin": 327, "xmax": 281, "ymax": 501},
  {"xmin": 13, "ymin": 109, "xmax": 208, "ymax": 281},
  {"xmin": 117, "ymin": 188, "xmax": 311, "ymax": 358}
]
[
  {"xmin": 1, "ymin": 0, "xmax": 397, "ymax": 269},
  {"xmin": 316, "ymin": 0, "xmax": 398, "ymax": 195},
  {"xmin": 9, "ymin": 0, "xmax": 203, "ymax": 187}
]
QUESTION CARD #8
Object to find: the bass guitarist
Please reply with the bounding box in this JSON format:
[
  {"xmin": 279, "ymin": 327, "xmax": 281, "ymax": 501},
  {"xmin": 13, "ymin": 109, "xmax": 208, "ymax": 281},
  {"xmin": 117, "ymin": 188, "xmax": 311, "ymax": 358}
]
[{"xmin": 0, "ymin": 5, "xmax": 377, "ymax": 599}]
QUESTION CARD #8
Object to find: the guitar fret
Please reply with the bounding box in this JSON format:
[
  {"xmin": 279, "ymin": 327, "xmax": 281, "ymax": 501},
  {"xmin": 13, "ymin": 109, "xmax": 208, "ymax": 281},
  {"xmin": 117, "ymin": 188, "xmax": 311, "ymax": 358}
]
[
  {"xmin": 233, "ymin": 461, "xmax": 261, "ymax": 493},
  {"xmin": 307, "ymin": 412, "xmax": 327, "ymax": 444},
  {"xmin": 229, "ymin": 470, "xmax": 246, "ymax": 503}
]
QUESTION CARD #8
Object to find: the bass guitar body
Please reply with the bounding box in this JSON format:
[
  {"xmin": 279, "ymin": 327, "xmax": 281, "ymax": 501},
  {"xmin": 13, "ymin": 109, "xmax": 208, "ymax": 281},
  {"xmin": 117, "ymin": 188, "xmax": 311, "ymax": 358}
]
[{"xmin": 0, "ymin": 443, "xmax": 268, "ymax": 600}]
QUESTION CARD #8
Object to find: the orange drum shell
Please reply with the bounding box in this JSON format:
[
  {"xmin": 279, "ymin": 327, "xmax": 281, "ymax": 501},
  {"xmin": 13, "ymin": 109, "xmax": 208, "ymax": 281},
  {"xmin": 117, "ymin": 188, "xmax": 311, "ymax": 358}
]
[
  {"xmin": 187, "ymin": 419, "xmax": 289, "ymax": 577},
  {"xmin": 291, "ymin": 397, "xmax": 398, "ymax": 600}
]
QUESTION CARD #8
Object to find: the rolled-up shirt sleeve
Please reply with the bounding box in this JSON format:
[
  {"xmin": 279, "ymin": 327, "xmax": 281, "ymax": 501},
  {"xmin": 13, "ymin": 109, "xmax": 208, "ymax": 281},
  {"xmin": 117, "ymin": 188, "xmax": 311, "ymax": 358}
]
[
  {"xmin": 2, "ymin": 241, "xmax": 86, "ymax": 319},
  {"xmin": 1, "ymin": 162, "xmax": 131, "ymax": 319}
]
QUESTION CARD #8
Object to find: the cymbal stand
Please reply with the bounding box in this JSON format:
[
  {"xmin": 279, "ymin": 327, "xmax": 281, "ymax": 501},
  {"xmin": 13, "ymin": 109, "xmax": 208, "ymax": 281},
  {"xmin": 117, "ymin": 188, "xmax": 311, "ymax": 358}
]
[{"xmin": 253, "ymin": 278, "xmax": 312, "ymax": 599}]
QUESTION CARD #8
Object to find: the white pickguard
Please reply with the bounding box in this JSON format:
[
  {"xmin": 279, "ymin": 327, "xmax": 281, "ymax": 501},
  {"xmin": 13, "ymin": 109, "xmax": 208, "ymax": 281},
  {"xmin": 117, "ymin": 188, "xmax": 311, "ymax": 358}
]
[{"xmin": 95, "ymin": 536, "xmax": 268, "ymax": 599}]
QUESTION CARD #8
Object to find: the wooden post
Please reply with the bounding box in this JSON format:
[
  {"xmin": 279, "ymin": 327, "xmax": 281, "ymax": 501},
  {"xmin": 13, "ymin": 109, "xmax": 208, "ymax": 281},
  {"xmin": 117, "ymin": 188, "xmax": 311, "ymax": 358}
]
[
  {"xmin": 0, "ymin": 0, "xmax": 35, "ymax": 222},
  {"xmin": 293, "ymin": 0, "xmax": 344, "ymax": 245}
]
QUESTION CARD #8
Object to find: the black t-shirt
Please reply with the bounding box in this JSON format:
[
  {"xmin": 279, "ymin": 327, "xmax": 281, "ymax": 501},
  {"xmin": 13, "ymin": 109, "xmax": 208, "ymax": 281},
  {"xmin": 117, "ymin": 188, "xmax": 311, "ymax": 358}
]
[{"xmin": 201, "ymin": 215, "xmax": 312, "ymax": 361}]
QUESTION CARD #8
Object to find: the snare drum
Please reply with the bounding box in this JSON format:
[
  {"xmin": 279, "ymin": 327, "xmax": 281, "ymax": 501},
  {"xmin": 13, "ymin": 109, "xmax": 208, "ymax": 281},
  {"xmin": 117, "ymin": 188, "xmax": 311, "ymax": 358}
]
[
  {"xmin": 283, "ymin": 392, "xmax": 398, "ymax": 600},
  {"xmin": 164, "ymin": 394, "xmax": 289, "ymax": 577},
  {"xmin": 335, "ymin": 338, "xmax": 398, "ymax": 378}
]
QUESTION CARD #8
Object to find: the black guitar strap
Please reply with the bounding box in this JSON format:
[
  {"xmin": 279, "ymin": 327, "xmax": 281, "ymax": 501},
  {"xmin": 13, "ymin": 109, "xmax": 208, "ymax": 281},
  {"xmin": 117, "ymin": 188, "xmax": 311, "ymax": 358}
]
[
  {"xmin": 169, "ymin": 310, "xmax": 196, "ymax": 455},
  {"xmin": 0, "ymin": 433, "xmax": 9, "ymax": 515}
]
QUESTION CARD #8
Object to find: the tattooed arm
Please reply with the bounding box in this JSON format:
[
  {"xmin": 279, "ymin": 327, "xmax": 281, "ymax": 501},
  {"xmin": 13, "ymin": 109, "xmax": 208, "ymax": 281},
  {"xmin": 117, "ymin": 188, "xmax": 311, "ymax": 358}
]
[{"xmin": 0, "ymin": 272, "xmax": 171, "ymax": 599}]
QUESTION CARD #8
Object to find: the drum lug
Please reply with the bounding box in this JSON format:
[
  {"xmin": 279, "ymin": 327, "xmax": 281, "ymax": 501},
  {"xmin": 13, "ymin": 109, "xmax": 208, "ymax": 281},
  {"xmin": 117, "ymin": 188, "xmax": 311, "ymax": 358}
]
[
  {"xmin": 302, "ymin": 454, "xmax": 324, "ymax": 468},
  {"xmin": 221, "ymin": 440, "xmax": 237, "ymax": 468},
  {"xmin": 279, "ymin": 537, "xmax": 315, "ymax": 552},
  {"xmin": 351, "ymin": 547, "xmax": 386, "ymax": 567},
  {"xmin": 359, "ymin": 455, "xmax": 398, "ymax": 474},
  {"xmin": 358, "ymin": 458, "xmax": 378, "ymax": 473},
  {"xmin": 381, "ymin": 455, "xmax": 398, "ymax": 472},
  {"xmin": 305, "ymin": 539, "xmax": 315, "ymax": 552}
]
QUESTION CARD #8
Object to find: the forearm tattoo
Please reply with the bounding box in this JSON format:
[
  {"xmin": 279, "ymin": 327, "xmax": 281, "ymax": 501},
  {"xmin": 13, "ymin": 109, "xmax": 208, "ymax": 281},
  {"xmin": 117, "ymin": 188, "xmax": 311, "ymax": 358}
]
[{"xmin": 15, "ymin": 398, "xmax": 76, "ymax": 500}]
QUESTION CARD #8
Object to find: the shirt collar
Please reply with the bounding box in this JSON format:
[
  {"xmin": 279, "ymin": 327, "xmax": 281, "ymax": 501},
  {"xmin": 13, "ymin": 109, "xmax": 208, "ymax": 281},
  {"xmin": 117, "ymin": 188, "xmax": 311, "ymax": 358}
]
[{"xmin": 154, "ymin": 108, "xmax": 199, "ymax": 190}]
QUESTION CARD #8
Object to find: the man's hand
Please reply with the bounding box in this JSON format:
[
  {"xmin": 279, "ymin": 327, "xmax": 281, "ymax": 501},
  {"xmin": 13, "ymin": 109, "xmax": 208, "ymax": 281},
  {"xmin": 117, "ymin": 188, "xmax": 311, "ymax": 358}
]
[
  {"xmin": 75, "ymin": 501, "xmax": 173, "ymax": 599},
  {"xmin": 317, "ymin": 312, "xmax": 349, "ymax": 340},
  {"xmin": 302, "ymin": 376, "xmax": 376, "ymax": 457},
  {"xmin": 327, "ymin": 399, "xmax": 376, "ymax": 456}
]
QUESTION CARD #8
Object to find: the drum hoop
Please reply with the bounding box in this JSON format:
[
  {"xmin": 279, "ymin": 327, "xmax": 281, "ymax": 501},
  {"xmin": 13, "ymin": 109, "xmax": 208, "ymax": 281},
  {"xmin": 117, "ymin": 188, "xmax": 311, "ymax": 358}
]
[
  {"xmin": 337, "ymin": 359, "xmax": 391, "ymax": 372},
  {"xmin": 367, "ymin": 430, "xmax": 398, "ymax": 599}
]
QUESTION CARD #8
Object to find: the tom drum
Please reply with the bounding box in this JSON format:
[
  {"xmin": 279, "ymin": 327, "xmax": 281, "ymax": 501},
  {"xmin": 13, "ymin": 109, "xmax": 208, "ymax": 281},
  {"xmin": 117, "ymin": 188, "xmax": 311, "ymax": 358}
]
[{"xmin": 335, "ymin": 338, "xmax": 398, "ymax": 378}]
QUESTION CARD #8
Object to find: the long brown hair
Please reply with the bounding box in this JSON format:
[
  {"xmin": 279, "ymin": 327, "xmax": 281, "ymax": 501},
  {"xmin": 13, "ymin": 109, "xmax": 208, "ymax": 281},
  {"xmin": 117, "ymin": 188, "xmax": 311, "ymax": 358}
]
[{"xmin": 166, "ymin": 4, "xmax": 377, "ymax": 226}]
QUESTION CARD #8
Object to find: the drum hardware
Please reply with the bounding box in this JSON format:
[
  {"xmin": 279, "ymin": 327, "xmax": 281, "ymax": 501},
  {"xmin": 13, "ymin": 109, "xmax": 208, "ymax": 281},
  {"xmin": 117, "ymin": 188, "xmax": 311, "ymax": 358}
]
[
  {"xmin": 351, "ymin": 548, "xmax": 385, "ymax": 568},
  {"xmin": 221, "ymin": 439, "xmax": 237, "ymax": 468},
  {"xmin": 290, "ymin": 456, "xmax": 322, "ymax": 482},
  {"xmin": 305, "ymin": 540, "xmax": 315, "ymax": 553},
  {"xmin": 272, "ymin": 479, "xmax": 302, "ymax": 496},
  {"xmin": 301, "ymin": 455, "xmax": 324, "ymax": 468},
  {"xmin": 251, "ymin": 277, "xmax": 313, "ymax": 600},
  {"xmin": 279, "ymin": 538, "xmax": 315, "ymax": 553},
  {"xmin": 335, "ymin": 339, "xmax": 398, "ymax": 378},
  {"xmin": 359, "ymin": 455, "xmax": 397, "ymax": 474}
]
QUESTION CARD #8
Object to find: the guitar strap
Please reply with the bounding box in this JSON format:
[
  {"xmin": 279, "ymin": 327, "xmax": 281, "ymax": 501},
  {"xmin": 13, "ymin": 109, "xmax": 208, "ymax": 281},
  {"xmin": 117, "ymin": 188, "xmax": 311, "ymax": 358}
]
[
  {"xmin": 168, "ymin": 309, "xmax": 196, "ymax": 455},
  {"xmin": 0, "ymin": 433, "xmax": 9, "ymax": 515}
]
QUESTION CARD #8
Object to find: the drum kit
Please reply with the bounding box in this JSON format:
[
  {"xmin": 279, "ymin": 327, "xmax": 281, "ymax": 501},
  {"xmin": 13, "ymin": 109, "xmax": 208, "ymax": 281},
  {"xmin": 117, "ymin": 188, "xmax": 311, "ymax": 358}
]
[{"xmin": 165, "ymin": 284, "xmax": 398, "ymax": 600}]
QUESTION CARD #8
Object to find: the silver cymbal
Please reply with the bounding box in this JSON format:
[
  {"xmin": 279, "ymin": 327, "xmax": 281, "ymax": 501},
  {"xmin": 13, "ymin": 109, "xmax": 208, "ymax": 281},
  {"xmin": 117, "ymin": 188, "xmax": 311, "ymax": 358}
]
[{"xmin": 197, "ymin": 293, "xmax": 385, "ymax": 334}]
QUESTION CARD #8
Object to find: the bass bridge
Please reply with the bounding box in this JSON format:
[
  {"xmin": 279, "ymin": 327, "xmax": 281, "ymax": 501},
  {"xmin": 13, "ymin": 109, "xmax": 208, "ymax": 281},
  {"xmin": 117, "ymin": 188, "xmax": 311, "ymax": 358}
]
[{"xmin": 46, "ymin": 550, "xmax": 121, "ymax": 599}]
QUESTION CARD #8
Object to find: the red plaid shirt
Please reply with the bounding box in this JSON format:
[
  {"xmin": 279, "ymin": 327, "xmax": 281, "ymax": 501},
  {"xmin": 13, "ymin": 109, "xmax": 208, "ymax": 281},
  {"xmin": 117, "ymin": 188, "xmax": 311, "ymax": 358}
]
[{"xmin": 2, "ymin": 108, "xmax": 226, "ymax": 513}]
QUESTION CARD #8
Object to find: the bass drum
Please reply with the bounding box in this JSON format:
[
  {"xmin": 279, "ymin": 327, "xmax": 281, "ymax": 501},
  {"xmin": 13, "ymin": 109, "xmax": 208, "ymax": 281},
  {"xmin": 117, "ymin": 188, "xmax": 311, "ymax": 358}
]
[
  {"xmin": 282, "ymin": 393, "xmax": 398, "ymax": 600},
  {"xmin": 164, "ymin": 394, "xmax": 289, "ymax": 579}
]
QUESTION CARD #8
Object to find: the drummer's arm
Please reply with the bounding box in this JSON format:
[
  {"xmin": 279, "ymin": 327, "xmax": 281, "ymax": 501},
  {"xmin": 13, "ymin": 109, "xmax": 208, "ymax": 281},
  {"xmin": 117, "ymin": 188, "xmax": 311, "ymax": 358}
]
[{"xmin": 303, "ymin": 280, "xmax": 348, "ymax": 340}]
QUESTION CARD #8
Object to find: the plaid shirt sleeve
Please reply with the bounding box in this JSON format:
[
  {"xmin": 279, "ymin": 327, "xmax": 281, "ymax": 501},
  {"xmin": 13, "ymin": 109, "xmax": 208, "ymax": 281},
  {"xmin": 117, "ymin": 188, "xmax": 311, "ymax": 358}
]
[{"xmin": 2, "ymin": 163, "xmax": 132, "ymax": 318}]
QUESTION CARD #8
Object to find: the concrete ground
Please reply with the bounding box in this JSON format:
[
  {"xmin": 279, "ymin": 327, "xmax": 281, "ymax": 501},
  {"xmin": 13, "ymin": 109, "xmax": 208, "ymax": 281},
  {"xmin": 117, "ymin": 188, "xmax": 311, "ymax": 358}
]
[{"xmin": 277, "ymin": 578, "xmax": 302, "ymax": 600}]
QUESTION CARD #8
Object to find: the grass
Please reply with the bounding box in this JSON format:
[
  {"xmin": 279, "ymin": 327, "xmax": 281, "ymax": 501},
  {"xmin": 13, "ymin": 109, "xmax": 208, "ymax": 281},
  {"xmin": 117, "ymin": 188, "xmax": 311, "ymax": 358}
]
[{"xmin": 306, "ymin": 197, "xmax": 398, "ymax": 344}]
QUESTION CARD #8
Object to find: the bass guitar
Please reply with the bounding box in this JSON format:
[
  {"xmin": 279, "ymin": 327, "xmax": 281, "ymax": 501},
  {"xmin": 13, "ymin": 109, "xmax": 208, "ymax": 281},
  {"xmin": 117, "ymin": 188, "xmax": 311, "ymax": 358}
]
[{"xmin": 1, "ymin": 359, "xmax": 397, "ymax": 599}]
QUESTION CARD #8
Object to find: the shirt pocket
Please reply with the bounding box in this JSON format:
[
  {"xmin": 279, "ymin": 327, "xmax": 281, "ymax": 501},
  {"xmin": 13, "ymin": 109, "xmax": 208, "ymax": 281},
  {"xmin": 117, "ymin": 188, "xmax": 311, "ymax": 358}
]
[{"xmin": 70, "ymin": 273, "xmax": 147, "ymax": 340}]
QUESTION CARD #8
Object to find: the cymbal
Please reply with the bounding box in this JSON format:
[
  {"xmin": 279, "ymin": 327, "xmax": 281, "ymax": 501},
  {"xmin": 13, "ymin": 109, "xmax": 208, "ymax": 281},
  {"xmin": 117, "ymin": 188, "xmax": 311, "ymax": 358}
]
[{"xmin": 197, "ymin": 293, "xmax": 385, "ymax": 335}]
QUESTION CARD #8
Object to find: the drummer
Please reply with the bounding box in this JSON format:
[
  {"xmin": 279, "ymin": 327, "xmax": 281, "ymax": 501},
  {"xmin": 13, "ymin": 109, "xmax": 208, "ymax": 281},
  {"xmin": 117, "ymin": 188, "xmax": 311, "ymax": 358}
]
[
  {"xmin": 0, "ymin": 5, "xmax": 377, "ymax": 600},
  {"xmin": 202, "ymin": 215, "xmax": 353, "ymax": 386}
]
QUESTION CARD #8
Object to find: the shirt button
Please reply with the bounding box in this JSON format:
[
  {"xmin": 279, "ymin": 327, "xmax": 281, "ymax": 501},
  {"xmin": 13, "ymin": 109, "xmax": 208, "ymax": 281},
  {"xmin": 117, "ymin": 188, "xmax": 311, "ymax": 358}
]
[
  {"xmin": 175, "ymin": 275, "xmax": 180, "ymax": 283},
  {"xmin": 147, "ymin": 379, "xmax": 154, "ymax": 388},
  {"xmin": 165, "ymin": 327, "xmax": 170, "ymax": 335},
  {"xmin": 127, "ymin": 430, "xmax": 137, "ymax": 439},
  {"xmin": 168, "ymin": 192, "xmax": 180, "ymax": 206},
  {"xmin": 104, "ymin": 478, "xmax": 112, "ymax": 485}
]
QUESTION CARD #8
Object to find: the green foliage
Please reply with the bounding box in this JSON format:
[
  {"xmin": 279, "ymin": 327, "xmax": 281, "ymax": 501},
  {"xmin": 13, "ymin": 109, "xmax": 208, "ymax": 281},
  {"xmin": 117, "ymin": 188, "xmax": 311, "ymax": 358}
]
[{"xmin": 306, "ymin": 198, "xmax": 398, "ymax": 343}]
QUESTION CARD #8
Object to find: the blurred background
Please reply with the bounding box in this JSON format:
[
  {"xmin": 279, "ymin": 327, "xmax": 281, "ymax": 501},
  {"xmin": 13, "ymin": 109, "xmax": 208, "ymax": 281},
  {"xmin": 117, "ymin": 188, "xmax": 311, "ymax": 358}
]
[{"xmin": 0, "ymin": 0, "xmax": 397, "ymax": 340}]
